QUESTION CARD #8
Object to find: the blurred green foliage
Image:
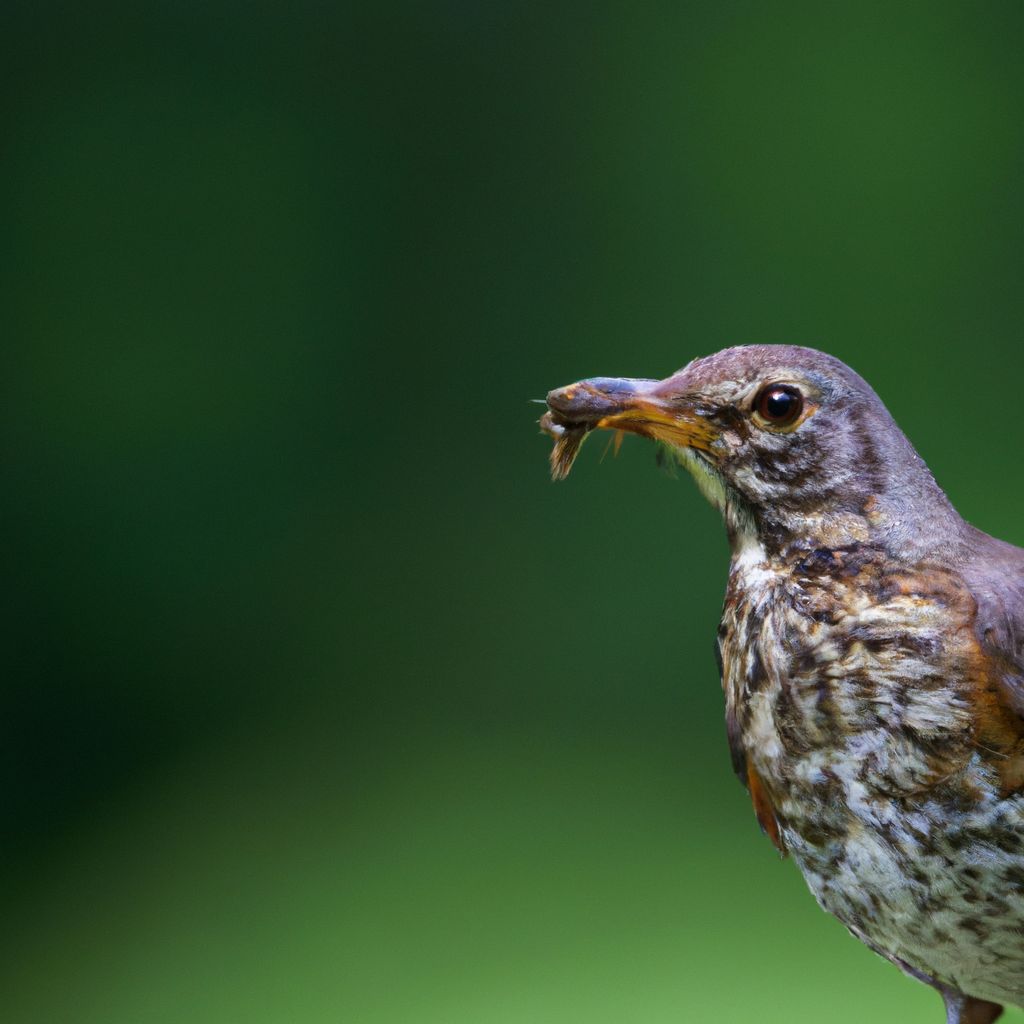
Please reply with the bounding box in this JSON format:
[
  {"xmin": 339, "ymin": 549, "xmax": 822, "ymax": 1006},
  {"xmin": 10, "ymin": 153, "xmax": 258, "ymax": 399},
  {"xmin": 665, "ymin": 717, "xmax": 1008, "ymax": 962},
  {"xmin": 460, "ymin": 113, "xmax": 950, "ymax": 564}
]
[{"xmin": 4, "ymin": 1, "xmax": 1024, "ymax": 1020}]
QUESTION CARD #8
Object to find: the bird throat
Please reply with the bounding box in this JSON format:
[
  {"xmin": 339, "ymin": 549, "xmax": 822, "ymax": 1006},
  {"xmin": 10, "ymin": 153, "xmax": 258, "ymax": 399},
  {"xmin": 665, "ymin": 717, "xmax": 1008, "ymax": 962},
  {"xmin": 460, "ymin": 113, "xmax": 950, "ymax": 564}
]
[
  {"xmin": 671, "ymin": 445, "xmax": 758, "ymax": 550},
  {"xmin": 671, "ymin": 443, "xmax": 874, "ymax": 560}
]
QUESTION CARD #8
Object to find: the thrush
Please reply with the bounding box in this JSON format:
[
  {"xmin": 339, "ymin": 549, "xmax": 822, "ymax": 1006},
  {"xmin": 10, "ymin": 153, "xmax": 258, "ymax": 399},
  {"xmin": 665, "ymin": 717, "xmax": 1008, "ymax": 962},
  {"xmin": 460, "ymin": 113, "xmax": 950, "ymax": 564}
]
[{"xmin": 540, "ymin": 345, "xmax": 1024, "ymax": 1024}]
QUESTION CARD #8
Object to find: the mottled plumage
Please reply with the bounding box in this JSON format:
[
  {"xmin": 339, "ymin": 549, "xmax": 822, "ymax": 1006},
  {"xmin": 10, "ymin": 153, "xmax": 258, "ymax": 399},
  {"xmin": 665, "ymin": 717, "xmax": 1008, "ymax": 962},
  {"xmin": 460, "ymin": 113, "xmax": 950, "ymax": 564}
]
[{"xmin": 541, "ymin": 346, "xmax": 1024, "ymax": 1024}]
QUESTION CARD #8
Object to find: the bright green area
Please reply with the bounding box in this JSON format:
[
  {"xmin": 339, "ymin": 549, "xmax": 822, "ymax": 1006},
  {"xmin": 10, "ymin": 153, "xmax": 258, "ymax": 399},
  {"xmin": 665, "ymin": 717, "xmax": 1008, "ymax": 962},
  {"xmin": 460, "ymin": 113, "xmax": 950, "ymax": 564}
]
[{"xmin": 5, "ymin": 1, "xmax": 1024, "ymax": 1021}]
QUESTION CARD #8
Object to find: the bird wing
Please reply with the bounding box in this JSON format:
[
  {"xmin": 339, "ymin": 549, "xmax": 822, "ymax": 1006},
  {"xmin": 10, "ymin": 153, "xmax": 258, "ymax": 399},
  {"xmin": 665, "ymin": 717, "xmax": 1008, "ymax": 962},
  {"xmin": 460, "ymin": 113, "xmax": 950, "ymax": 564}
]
[
  {"xmin": 961, "ymin": 526, "xmax": 1024, "ymax": 792},
  {"xmin": 715, "ymin": 633, "xmax": 787, "ymax": 855},
  {"xmin": 964, "ymin": 527, "xmax": 1024, "ymax": 717}
]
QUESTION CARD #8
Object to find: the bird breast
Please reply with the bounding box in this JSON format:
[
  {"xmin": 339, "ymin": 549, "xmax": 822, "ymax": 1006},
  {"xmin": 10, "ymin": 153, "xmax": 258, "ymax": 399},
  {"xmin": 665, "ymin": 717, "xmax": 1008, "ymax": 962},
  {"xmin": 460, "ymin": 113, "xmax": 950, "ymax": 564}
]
[
  {"xmin": 720, "ymin": 541, "xmax": 988, "ymax": 838},
  {"xmin": 718, "ymin": 541, "xmax": 1024, "ymax": 1007}
]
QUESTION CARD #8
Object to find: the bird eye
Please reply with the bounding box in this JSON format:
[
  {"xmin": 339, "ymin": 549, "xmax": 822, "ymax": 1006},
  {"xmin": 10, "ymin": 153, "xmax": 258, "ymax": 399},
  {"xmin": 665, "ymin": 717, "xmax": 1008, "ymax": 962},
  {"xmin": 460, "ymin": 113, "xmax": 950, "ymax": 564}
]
[{"xmin": 754, "ymin": 384, "xmax": 803, "ymax": 428}]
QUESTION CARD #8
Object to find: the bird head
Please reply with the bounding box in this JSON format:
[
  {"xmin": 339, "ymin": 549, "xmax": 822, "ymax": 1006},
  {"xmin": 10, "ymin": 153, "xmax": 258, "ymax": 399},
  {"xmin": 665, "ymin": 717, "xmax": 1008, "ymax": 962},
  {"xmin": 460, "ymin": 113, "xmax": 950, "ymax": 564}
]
[{"xmin": 542, "ymin": 345, "xmax": 956, "ymax": 555}]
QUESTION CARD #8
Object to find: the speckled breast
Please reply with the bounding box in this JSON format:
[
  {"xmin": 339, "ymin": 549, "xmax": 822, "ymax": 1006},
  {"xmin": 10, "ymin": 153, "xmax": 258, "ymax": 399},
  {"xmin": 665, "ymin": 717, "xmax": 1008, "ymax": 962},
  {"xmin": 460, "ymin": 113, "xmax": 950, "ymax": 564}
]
[{"xmin": 717, "ymin": 542, "xmax": 1024, "ymax": 1007}]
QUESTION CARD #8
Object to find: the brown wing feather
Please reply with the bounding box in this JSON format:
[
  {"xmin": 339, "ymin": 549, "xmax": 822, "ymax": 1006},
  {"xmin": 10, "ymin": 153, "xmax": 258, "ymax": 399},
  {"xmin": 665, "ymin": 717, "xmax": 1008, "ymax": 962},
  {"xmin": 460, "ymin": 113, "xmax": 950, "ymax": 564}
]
[
  {"xmin": 715, "ymin": 634, "xmax": 748, "ymax": 784},
  {"xmin": 748, "ymin": 765, "xmax": 787, "ymax": 857},
  {"xmin": 962, "ymin": 526, "xmax": 1024, "ymax": 792},
  {"xmin": 716, "ymin": 632, "xmax": 788, "ymax": 849}
]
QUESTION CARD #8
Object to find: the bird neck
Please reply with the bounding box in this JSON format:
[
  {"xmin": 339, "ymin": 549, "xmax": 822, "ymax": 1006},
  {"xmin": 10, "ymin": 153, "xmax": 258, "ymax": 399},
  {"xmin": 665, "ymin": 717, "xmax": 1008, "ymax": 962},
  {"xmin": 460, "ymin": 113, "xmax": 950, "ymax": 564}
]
[
  {"xmin": 725, "ymin": 483, "xmax": 963, "ymax": 565},
  {"xmin": 675, "ymin": 438, "xmax": 964, "ymax": 564}
]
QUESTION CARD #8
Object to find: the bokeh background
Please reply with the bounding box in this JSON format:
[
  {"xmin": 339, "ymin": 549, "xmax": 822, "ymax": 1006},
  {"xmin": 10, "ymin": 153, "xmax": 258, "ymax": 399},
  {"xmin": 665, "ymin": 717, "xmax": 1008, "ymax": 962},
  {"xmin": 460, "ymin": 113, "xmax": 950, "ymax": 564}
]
[{"xmin": 5, "ymin": 2, "xmax": 1024, "ymax": 1021}]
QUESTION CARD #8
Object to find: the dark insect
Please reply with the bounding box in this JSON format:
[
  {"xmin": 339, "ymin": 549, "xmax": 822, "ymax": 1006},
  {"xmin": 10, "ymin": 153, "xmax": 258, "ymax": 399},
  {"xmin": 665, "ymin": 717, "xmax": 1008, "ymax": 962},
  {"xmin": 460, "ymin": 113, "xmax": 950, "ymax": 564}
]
[{"xmin": 539, "ymin": 411, "xmax": 591, "ymax": 481}]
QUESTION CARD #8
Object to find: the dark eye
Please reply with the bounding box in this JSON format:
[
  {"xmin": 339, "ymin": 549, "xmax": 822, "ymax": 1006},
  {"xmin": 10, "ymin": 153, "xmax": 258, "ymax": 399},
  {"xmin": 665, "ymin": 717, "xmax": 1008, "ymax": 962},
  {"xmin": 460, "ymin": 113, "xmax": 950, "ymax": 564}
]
[{"xmin": 754, "ymin": 384, "xmax": 803, "ymax": 427}]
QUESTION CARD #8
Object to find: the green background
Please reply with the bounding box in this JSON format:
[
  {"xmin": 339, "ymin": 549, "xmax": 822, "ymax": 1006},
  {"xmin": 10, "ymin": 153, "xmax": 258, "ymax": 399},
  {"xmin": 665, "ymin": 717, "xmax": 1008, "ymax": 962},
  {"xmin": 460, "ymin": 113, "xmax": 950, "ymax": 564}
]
[{"xmin": 5, "ymin": 2, "xmax": 1024, "ymax": 1021}]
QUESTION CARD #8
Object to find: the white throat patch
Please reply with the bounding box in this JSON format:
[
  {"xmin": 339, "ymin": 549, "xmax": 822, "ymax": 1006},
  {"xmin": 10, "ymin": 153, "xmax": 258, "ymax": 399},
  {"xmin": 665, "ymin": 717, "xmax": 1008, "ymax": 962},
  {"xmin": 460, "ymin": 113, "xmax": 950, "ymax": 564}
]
[{"xmin": 673, "ymin": 445, "xmax": 757, "ymax": 547}]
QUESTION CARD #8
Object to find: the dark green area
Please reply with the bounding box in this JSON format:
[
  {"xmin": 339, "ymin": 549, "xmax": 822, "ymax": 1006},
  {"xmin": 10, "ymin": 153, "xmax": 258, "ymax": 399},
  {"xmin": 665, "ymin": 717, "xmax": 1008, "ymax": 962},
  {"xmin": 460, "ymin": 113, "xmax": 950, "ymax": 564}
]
[{"xmin": 4, "ymin": 2, "xmax": 1024, "ymax": 1020}]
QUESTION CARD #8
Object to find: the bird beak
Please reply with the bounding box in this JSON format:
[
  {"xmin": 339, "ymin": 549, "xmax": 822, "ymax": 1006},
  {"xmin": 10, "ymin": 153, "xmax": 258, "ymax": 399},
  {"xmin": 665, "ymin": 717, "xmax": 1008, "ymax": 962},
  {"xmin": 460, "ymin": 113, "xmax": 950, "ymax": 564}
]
[{"xmin": 540, "ymin": 376, "xmax": 718, "ymax": 479}]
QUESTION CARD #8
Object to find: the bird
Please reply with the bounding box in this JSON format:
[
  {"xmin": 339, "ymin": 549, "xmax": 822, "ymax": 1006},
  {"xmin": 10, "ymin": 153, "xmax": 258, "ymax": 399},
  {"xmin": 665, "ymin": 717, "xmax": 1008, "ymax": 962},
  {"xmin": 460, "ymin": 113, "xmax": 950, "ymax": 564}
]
[{"xmin": 540, "ymin": 345, "xmax": 1024, "ymax": 1024}]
